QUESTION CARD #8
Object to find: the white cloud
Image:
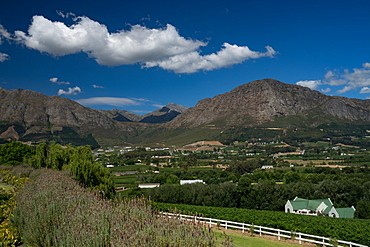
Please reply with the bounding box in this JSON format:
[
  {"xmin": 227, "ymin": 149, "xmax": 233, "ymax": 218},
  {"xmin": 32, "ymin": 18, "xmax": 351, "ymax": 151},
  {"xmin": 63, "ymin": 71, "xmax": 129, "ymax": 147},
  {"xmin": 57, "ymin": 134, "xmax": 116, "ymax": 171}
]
[
  {"xmin": 363, "ymin": 62, "xmax": 370, "ymax": 69},
  {"xmin": 323, "ymin": 70, "xmax": 347, "ymax": 86},
  {"xmin": 56, "ymin": 11, "xmax": 76, "ymax": 19},
  {"xmin": 0, "ymin": 24, "xmax": 12, "ymax": 43},
  {"xmin": 343, "ymin": 66, "xmax": 370, "ymax": 88},
  {"xmin": 324, "ymin": 63, "xmax": 370, "ymax": 91},
  {"xmin": 58, "ymin": 86, "xmax": 81, "ymax": 95},
  {"xmin": 92, "ymin": 84, "xmax": 104, "ymax": 88},
  {"xmin": 131, "ymin": 97, "xmax": 151, "ymax": 102},
  {"xmin": 360, "ymin": 87, "xmax": 370, "ymax": 94},
  {"xmin": 296, "ymin": 80, "xmax": 321, "ymax": 90},
  {"xmin": 152, "ymin": 104, "xmax": 165, "ymax": 108},
  {"xmin": 299, "ymin": 63, "xmax": 370, "ymax": 95},
  {"xmin": 336, "ymin": 86, "xmax": 352, "ymax": 94},
  {"xmin": 49, "ymin": 77, "xmax": 58, "ymax": 83},
  {"xmin": 0, "ymin": 52, "xmax": 9, "ymax": 62},
  {"xmin": 50, "ymin": 77, "xmax": 70, "ymax": 85},
  {"xmin": 11, "ymin": 15, "xmax": 276, "ymax": 73},
  {"xmin": 324, "ymin": 71, "xmax": 334, "ymax": 80},
  {"xmin": 144, "ymin": 44, "xmax": 276, "ymax": 73},
  {"xmin": 76, "ymin": 97, "xmax": 142, "ymax": 107}
]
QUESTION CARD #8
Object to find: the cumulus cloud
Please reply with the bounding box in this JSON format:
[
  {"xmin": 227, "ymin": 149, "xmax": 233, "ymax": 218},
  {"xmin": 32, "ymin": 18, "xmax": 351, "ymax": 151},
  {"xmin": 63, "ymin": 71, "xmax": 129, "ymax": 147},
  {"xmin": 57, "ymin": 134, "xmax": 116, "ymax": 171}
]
[
  {"xmin": 360, "ymin": 87, "xmax": 370, "ymax": 94},
  {"xmin": 327, "ymin": 63, "xmax": 370, "ymax": 94},
  {"xmin": 58, "ymin": 86, "xmax": 81, "ymax": 95},
  {"xmin": 343, "ymin": 66, "xmax": 370, "ymax": 88},
  {"xmin": 76, "ymin": 97, "xmax": 142, "ymax": 107},
  {"xmin": 50, "ymin": 77, "xmax": 70, "ymax": 85},
  {"xmin": 363, "ymin": 62, "xmax": 370, "ymax": 69},
  {"xmin": 0, "ymin": 52, "xmax": 9, "ymax": 62},
  {"xmin": 10, "ymin": 15, "xmax": 276, "ymax": 73},
  {"xmin": 336, "ymin": 86, "xmax": 352, "ymax": 94},
  {"xmin": 92, "ymin": 84, "xmax": 104, "ymax": 88},
  {"xmin": 296, "ymin": 80, "xmax": 321, "ymax": 90},
  {"xmin": 323, "ymin": 70, "xmax": 347, "ymax": 86},
  {"xmin": 144, "ymin": 44, "xmax": 276, "ymax": 73},
  {"xmin": 297, "ymin": 63, "xmax": 370, "ymax": 95}
]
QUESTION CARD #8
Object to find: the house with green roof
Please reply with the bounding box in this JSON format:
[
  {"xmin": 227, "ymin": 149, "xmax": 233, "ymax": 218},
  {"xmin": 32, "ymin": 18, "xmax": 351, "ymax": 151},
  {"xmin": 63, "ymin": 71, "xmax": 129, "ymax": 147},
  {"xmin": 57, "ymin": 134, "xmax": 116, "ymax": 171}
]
[{"xmin": 285, "ymin": 197, "xmax": 355, "ymax": 218}]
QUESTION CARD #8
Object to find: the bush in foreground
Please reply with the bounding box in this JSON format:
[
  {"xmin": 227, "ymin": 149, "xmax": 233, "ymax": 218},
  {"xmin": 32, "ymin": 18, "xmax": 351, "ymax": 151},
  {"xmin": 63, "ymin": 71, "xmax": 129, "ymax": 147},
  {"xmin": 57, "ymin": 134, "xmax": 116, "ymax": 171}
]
[{"xmin": 12, "ymin": 169, "xmax": 221, "ymax": 246}]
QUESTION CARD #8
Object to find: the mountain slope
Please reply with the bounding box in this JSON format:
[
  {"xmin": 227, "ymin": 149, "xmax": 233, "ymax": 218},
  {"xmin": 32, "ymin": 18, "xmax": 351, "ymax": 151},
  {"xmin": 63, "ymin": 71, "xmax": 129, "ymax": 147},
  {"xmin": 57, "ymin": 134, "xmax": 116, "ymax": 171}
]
[
  {"xmin": 2, "ymin": 79, "xmax": 370, "ymax": 147},
  {"xmin": 0, "ymin": 88, "xmax": 149, "ymax": 146},
  {"xmin": 166, "ymin": 79, "xmax": 370, "ymax": 129}
]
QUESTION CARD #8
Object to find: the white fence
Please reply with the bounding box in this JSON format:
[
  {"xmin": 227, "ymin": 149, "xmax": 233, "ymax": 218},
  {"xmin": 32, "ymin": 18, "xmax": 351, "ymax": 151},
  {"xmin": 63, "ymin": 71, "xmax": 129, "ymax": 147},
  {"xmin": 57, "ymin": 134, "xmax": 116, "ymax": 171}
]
[{"xmin": 161, "ymin": 212, "xmax": 367, "ymax": 247}]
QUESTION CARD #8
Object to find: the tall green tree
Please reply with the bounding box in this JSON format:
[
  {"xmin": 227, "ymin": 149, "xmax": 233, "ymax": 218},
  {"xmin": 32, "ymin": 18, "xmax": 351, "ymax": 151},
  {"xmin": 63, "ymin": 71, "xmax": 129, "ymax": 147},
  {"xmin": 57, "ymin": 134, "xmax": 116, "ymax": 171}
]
[{"xmin": 0, "ymin": 141, "xmax": 35, "ymax": 165}]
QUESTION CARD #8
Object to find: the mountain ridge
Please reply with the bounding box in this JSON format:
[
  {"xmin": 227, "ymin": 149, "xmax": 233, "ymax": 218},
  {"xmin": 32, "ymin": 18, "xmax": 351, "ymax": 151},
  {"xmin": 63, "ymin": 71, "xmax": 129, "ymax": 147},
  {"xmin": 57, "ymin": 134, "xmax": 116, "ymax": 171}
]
[
  {"xmin": 2, "ymin": 79, "xmax": 370, "ymax": 146},
  {"xmin": 166, "ymin": 78, "xmax": 370, "ymax": 129},
  {"xmin": 0, "ymin": 87, "xmax": 151, "ymax": 146}
]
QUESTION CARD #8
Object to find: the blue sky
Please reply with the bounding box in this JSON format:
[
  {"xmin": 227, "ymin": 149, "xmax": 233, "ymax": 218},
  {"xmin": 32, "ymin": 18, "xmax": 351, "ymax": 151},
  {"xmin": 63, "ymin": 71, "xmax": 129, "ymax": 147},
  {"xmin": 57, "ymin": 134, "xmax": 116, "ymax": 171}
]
[{"xmin": 1, "ymin": 0, "xmax": 370, "ymax": 115}]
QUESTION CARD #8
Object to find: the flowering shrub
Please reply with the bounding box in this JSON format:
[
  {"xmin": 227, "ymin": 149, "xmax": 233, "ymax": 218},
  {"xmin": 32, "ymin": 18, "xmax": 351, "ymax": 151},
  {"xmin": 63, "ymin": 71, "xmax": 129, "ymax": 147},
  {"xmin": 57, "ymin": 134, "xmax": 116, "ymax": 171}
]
[
  {"xmin": 12, "ymin": 169, "xmax": 222, "ymax": 246},
  {"xmin": 0, "ymin": 166, "xmax": 29, "ymax": 246}
]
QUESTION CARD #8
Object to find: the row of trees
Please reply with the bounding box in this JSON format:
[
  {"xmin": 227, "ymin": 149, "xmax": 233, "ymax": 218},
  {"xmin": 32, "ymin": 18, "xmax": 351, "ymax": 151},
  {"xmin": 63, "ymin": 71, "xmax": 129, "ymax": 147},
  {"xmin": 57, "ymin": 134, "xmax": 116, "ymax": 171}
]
[
  {"xmin": 143, "ymin": 179, "xmax": 370, "ymax": 218},
  {"xmin": 127, "ymin": 160, "xmax": 370, "ymax": 218},
  {"xmin": 26, "ymin": 142, "xmax": 116, "ymax": 198}
]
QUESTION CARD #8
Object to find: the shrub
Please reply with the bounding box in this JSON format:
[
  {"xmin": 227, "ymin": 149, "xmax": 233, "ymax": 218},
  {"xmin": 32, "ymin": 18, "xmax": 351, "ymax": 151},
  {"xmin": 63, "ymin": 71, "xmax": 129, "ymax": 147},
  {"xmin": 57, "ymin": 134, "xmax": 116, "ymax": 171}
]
[{"xmin": 12, "ymin": 169, "xmax": 221, "ymax": 246}]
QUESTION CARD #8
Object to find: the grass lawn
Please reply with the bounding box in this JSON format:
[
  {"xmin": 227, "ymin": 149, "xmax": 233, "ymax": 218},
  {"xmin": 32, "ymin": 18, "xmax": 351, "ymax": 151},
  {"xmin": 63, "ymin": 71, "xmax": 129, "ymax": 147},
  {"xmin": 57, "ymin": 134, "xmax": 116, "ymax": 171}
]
[{"xmin": 213, "ymin": 229, "xmax": 307, "ymax": 247}]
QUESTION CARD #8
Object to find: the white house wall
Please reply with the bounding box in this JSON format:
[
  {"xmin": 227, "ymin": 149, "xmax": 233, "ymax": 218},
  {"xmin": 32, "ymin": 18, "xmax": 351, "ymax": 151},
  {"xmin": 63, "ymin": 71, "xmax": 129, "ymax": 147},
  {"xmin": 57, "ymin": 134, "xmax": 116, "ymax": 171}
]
[
  {"xmin": 329, "ymin": 207, "xmax": 339, "ymax": 218},
  {"xmin": 317, "ymin": 202, "xmax": 328, "ymax": 214},
  {"xmin": 285, "ymin": 200, "xmax": 294, "ymax": 213}
]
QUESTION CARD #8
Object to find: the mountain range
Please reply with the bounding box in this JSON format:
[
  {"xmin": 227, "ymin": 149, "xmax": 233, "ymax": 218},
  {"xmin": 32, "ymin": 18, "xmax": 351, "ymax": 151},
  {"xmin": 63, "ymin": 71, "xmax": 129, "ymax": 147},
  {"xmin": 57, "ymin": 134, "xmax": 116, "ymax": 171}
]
[{"xmin": 2, "ymin": 79, "xmax": 370, "ymax": 147}]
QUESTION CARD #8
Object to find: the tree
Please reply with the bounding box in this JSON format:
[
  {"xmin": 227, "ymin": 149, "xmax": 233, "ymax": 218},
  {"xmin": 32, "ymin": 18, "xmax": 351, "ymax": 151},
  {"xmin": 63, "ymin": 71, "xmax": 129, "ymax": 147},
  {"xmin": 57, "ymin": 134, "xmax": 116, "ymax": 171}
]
[
  {"xmin": 26, "ymin": 143, "xmax": 115, "ymax": 199},
  {"xmin": 166, "ymin": 174, "xmax": 180, "ymax": 184},
  {"xmin": 0, "ymin": 141, "xmax": 35, "ymax": 165},
  {"xmin": 356, "ymin": 200, "xmax": 370, "ymax": 219},
  {"xmin": 284, "ymin": 172, "xmax": 301, "ymax": 184}
]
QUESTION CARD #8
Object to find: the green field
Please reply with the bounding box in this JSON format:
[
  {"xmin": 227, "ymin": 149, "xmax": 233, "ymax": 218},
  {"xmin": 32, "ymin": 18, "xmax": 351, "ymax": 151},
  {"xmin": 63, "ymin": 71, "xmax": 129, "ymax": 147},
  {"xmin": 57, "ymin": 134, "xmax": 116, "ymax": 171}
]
[
  {"xmin": 214, "ymin": 229, "xmax": 303, "ymax": 247},
  {"xmin": 109, "ymin": 164, "xmax": 150, "ymax": 172},
  {"xmin": 113, "ymin": 174, "xmax": 138, "ymax": 187}
]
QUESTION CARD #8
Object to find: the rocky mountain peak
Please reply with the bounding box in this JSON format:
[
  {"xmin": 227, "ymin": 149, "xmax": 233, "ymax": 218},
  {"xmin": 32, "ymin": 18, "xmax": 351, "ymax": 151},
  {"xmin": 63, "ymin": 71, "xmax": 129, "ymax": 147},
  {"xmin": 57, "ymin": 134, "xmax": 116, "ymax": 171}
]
[
  {"xmin": 140, "ymin": 103, "xmax": 189, "ymax": 123},
  {"xmin": 166, "ymin": 78, "xmax": 370, "ymax": 128},
  {"xmin": 162, "ymin": 103, "xmax": 189, "ymax": 113}
]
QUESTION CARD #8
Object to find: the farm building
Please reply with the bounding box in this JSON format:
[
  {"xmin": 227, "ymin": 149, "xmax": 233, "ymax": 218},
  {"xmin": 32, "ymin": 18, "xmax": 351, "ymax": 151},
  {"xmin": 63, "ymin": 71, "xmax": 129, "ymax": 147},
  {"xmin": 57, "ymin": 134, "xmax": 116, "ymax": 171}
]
[
  {"xmin": 261, "ymin": 165, "xmax": 273, "ymax": 169},
  {"xmin": 138, "ymin": 183, "xmax": 160, "ymax": 189},
  {"xmin": 285, "ymin": 197, "xmax": 355, "ymax": 218},
  {"xmin": 180, "ymin": 180, "xmax": 205, "ymax": 185}
]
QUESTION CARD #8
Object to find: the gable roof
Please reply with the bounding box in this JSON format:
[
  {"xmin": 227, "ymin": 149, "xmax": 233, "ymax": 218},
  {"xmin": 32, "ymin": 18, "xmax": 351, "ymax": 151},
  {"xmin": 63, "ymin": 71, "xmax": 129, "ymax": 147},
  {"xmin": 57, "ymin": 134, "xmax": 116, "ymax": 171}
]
[
  {"xmin": 291, "ymin": 197, "xmax": 333, "ymax": 214},
  {"xmin": 336, "ymin": 207, "xmax": 356, "ymax": 218}
]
